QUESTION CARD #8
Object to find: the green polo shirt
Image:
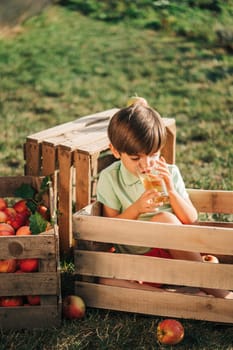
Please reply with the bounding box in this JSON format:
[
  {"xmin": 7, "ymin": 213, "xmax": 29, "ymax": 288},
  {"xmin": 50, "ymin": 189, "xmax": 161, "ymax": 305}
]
[{"xmin": 96, "ymin": 160, "xmax": 189, "ymax": 254}]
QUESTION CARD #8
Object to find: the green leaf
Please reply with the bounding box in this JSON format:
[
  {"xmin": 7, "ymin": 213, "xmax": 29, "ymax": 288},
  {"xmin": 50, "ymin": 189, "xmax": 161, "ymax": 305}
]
[
  {"xmin": 14, "ymin": 184, "xmax": 36, "ymax": 199},
  {"xmin": 29, "ymin": 212, "xmax": 48, "ymax": 235}
]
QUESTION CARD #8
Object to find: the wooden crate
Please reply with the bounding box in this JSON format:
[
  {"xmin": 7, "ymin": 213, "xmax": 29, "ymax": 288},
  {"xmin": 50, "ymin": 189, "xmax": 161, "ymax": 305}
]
[
  {"xmin": 24, "ymin": 109, "xmax": 176, "ymax": 253},
  {"xmin": 73, "ymin": 190, "xmax": 233, "ymax": 324},
  {"xmin": 0, "ymin": 176, "xmax": 61, "ymax": 329}
]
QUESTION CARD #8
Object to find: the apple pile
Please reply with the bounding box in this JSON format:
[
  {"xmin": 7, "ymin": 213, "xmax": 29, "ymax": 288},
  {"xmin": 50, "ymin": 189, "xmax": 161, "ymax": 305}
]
[
  {"xmin": 0, "ymin": 178, "xmax": 53, "ymax": 308},
  {"xmin": 0, "ymin": 257, "xmax": 40, "ymax": 307},
  {"xmin": 157, "ymin": 319, "xmax": 184, "ymax": 345}
]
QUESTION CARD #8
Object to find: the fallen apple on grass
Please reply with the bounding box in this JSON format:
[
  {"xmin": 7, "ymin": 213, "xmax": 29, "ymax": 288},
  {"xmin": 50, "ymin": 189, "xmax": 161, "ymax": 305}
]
[
  {"xmin": 62, "ymin": 295, "xmax": 86, "ymax": 320},
  {"xmin": 157, "ymin": 319, "xmax": 184, "ymax": 345}
]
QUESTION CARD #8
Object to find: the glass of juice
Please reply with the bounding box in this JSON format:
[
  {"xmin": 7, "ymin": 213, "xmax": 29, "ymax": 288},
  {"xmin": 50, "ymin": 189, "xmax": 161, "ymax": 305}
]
[{"xmin": 138, "ymin": 169, "xmax": 169, "ymax": 205}]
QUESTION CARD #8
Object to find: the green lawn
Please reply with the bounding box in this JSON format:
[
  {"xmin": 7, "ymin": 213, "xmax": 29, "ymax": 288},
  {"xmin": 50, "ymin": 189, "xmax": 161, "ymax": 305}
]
[{"xmin": 0, "ymin": 2, "xmax": 233, "ymax": 349}]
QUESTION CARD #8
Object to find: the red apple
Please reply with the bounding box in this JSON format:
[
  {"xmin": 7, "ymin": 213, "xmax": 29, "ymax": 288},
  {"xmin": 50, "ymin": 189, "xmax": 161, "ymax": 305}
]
[
  {"xmin": 4, "ymin": 207, "xmax": 17, "ymax": 219},
  {"xmin": 1, "ymin": 296, "xmax": 23, "ymax": 307},
  {"xmin": 126, "ymin": 96, "xmax": 148, "ymax": 107},
  {"xmin": 27, "ymin": 295, "xmax": 41, "ymax": 305},
  {"xmin": 157, "ymin": 319, "xmax": 184, "ymax": 345},
  {"xmin": 37, "ymin": 205, "xmax": 50, "ymax": 221},
  {"xmin": 8, "ymin": 212, "xmax": 28, "ymax": 230},
  {"xmin": 0, "ymin": 259, "xmax": 17, "ymax": 273},
  {"xmin": 16, "ymin": 225, "xmax": 32, "ymax": 236},
  {"xmin": 0, "ymin": 198, "xmax": 7, "ymax": 210},
  {"xmin": 18, "ymin": 258, "xmax": 39, "ymax": 272},
  {"xmin": 62, "ymin": 295, "xmax": 86, "ymax": 320},
  {"xmin": 202, "ymin": 254, "xmax": 219, "ymax": 263},
  {"xmin": 0, "ymin": 223, "xmax": 15, "ymax": 235},
  {"xmin": 13, "ymin": 199, "xmax": 30, "ymax": 215},
  {"xmin": 0, "ymin": 210, "xmax": 7, "ymax": 223}
]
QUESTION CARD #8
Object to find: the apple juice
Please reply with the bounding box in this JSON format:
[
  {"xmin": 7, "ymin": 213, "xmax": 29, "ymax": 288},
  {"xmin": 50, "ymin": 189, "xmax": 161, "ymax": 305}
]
[{"xmin": 142, "ymin": 173, "xmax": 169, "ymax": 204}]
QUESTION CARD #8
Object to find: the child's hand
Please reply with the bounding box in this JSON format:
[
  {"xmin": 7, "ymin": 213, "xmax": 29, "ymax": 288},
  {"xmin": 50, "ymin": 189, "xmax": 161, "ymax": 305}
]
[
  {"xmin": 134, "ymin": 189, "xmax": 163, "ymax": 214},
  {"xmin": 155, "ymin": 157, "xmax": 175, "ymax": 193}
]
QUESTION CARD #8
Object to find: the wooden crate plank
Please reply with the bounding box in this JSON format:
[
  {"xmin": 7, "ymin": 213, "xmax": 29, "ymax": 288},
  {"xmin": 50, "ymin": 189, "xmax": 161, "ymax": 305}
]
[
  {"xmin": 73, "ymin": 214, "xmax": 233, "ymax": 255},
  {"xmin": 0, "ymin": 176, "xmax": 43, "ymax": 197},
  {"xmin": 26, "ymin": 109, "xmax": 118, "ymax": 142},
  {"xmin": 0, "ymin": 305, "xmax": 61, "ymax": 329},
  {"xmin": 161, "ymin": 119, "xmax": 176, "ymax": 164},
  {"xmin": 57, "ymin": 146, "xmax": 73, "ymax": 253},
  {"xmin": 0, "ymin": 233, "xmax": 56, "ymax": 259},
  {"xmin": 0, "ymin": 273, "xmax": 58, "ymax": 296},
  {"xmin": 42, "ymin": 142, "xmax": 57, "ymax": 176},
  {"xmin": 75, "ymin": 282, "xmax": 233, "ymax": 324},
  {"xmin": 24, "ymin": 140, "xmax": 41, "ymax": 175},
  {"xmin": 74, "ymin": 250, "xmax": 233, "ymax": 290},
  {"xmin": 188, "ymin": 189, "xmax": 233, "ymax": 214},
  {"xmin": 74, "ymin": 151, "xmax": 91, "ymax": 211}
]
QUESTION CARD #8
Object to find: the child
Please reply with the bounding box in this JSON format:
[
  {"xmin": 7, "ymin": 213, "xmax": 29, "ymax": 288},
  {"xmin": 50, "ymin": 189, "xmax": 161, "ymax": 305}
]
[{"xmin": 97, "ymin": 100, "xmax": 232, "ymax": 298}]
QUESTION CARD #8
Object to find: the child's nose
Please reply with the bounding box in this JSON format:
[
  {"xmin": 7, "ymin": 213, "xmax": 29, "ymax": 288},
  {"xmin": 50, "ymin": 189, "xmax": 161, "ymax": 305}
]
[{"xmin": 140, "ymin": 157, "xmax": 151, "ymax": 170}]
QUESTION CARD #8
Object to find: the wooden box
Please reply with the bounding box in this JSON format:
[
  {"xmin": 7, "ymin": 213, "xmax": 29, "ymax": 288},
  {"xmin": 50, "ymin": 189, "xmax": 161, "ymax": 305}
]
[
  {"xmin": 73, "ymin": 190, "xmax": 233, "ymax": 324},
  {"xmin": 24, "ymin": 109, "xmax": 176, "ymax": 253},
  {"xmin": 0, "ymin": 176, "xmax": 61, "ymax": 329}
]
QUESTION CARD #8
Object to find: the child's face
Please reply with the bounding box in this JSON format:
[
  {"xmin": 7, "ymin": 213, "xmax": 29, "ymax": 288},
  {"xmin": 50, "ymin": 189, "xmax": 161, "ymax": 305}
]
[{"xmin": 119, "ymin": 152, "xmax": 160, "ymax": 176}]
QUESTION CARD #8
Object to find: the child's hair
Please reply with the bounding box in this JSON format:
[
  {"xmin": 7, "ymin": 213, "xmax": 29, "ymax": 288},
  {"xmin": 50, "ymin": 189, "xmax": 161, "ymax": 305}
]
[{"xmin": 108, "ymin": 103, "xmax": 167, "ymax": 155}]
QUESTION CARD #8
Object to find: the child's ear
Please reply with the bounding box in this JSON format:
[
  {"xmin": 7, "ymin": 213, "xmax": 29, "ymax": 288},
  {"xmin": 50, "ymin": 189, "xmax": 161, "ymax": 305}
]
[{"xmin": 109, "ymin": 143, "xmax": 121, "ymax": 159}]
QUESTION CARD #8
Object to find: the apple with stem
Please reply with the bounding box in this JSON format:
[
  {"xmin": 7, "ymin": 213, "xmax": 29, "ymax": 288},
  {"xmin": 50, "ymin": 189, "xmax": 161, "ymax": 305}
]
[
  {"xmin": 157, "ymin": 319, "xmax": 184, "ymax": 345},
  {"xmin": 126, "ymin": 96, "xmax": 148, "ymax": 107},
  {"xmin": 62, "ymin": 295, "xmax": 86, "ymax": 320}
]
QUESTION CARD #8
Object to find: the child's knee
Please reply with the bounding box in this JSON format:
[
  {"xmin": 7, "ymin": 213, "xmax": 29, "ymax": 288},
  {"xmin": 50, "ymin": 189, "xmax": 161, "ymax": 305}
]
[{"xmin": 151, "ymin": 211, "xmax": 181, "ymax": 224}]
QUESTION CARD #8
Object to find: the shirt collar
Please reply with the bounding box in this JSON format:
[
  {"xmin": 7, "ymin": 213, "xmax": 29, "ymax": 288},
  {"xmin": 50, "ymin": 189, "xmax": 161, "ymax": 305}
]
[{"xmin": 120, "ymin": 162, "xmax": 140, "ymax": 186}]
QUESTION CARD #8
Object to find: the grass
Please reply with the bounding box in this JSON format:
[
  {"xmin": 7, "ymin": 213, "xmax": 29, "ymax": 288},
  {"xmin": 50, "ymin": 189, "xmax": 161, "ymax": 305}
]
[{"xmin": 0, "ymin": 2, "xmax": 233, "ymax": 349}]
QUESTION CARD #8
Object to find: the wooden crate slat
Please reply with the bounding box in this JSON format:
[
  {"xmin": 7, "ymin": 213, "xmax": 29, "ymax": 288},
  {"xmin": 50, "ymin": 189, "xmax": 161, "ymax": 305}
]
[
  {"xmin": 161, "ymin": 119, "xmax": 176, "ymax": 164},
  {"xmin": 0, "ymin": 273, "xmax": 59, "ymax": 296},
  {"xmin": 42, "ymin": 142, "xmax": 57, "ymax": 176},
  {"xmin": 188, "ymin": 189, "xmax": 233, "ymax": 214},
  {"xmin": 0, "ymin": 176, "xmax": 43, "ymax": 197},
  {"xmin": 73, "ymin": 214, "xmax": 233, "ymax": 255},
  {"xmin": 0, "ymin": 305, "xmax": 61, "ymax": 329},
  {"xmin": 57, "ymin": 146, "xmax": 73, "ymax": 253},
  {"xmin": 24, "ymin": 140, "xmax": 41, "ymax": 175},
  {"xmin": 0, "ymin": 233, "xmax": 56, "ymax": 259},
  {"xmin": 74, "ymin": 250, "xmax": 233, "ymax": 290},
  {"xmin": 75, "ymin": 282, "xmax": 233, "ymax": 324},
  {"xmin": 74, "ymin": 151, "xmax": 91, "ymax": 211}
]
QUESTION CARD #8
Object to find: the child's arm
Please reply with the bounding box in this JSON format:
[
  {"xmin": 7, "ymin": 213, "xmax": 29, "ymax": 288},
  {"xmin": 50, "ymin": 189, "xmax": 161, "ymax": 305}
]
[
  {"xmin": 156, "ymin": 157, "xmax": 198, "ymax": 224},
  {"xmin": 103, "ymin": 189, "xmax": 163, "ymax": 220}
]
